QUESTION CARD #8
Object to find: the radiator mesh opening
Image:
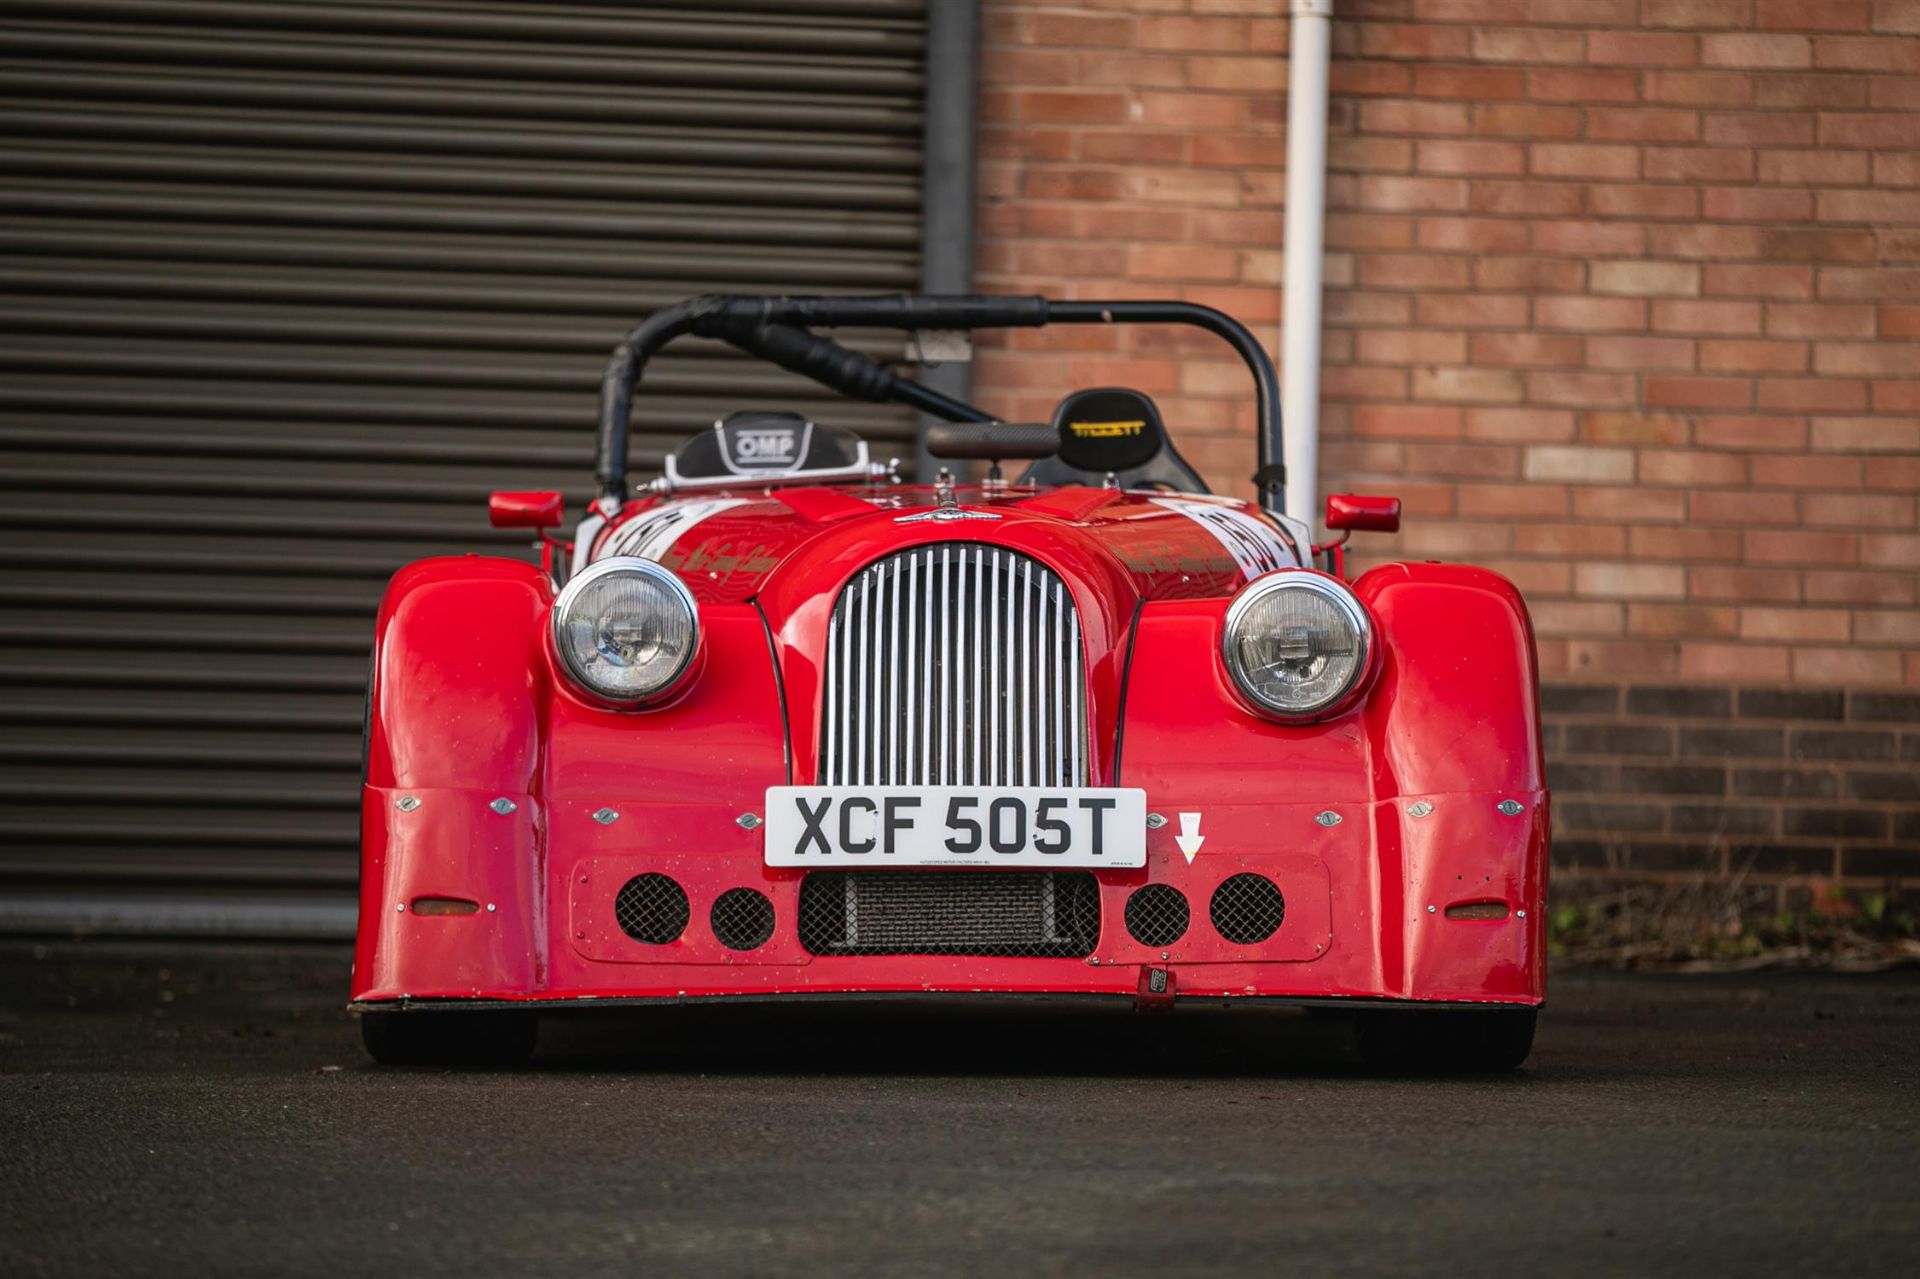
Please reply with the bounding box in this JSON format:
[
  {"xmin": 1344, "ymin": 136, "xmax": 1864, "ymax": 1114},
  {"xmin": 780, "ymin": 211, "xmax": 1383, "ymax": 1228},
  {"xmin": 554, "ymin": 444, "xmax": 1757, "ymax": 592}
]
[
  {"xmin": 797, "ymin": 871, "xmax": 1099, "ymax": 957},
  {"xmin": 1210, "ymin": 873, "xmax": 1285, "ymax": 944},
  {"xmin": 614, "ymin": 873, "xmax": 689, "ymax": 945},
  {"xmin": 1124, "ymin": 883, "xmax": 1190, "ymax": 948},
  {"xmin": 710, "ymin": 887, "xmax": 776, "ymax": 951}
]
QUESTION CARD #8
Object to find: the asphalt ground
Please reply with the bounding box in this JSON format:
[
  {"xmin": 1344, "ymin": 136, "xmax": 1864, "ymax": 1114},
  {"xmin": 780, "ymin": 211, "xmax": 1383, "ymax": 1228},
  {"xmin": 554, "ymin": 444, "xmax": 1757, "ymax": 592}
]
[{"xmin": 2, "ymin": 941, "xmax": 1916, "ymax": 1278}]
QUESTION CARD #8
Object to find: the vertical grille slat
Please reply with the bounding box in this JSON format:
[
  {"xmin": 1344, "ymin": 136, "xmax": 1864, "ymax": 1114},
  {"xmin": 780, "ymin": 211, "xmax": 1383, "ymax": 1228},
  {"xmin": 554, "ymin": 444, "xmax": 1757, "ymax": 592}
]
[{"xmin": 822, "ymin": 544, "xmax": 1089, "ymax": 787}]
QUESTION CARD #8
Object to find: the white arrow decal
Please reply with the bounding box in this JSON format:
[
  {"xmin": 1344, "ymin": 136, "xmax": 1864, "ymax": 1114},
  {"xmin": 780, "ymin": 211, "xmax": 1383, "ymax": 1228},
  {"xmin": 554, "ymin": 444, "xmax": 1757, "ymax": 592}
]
[{"xmin": 1174, "ymin": 812, "xmax": 1205, "ymax": 864}]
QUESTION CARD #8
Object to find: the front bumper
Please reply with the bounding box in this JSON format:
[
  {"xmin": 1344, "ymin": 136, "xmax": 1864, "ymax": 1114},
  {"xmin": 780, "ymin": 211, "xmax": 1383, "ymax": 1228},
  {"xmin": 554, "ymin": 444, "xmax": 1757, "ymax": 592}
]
[{"xmin": 353, "ymin": 786, "xmax": 1546, "ymax": 1008}]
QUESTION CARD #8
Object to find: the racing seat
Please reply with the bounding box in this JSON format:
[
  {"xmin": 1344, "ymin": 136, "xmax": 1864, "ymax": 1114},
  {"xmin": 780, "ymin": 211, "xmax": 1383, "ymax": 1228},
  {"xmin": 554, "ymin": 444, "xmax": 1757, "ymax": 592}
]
[{"xmin": 1020, "ymin": 388, "xmax": 1210, "ymax": 494}]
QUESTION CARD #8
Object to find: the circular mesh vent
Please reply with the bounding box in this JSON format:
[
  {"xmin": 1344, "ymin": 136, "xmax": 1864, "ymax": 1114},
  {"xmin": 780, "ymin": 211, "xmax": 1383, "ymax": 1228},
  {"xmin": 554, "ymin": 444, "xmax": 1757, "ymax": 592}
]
[
  {"xmin": 614, "ymin": 873, "xmax": 688, "ymax": 945},
  {"xmin": 1124, "ymin": 884, "xmax": 1190, "ymax": 948},
  {"xmin": 1210, "ymin": 873, "xmax": 1285, "ymax": 944},
  {"xmin": 710, "ymin": 887, "xmax": 776, "ymax": 951}
]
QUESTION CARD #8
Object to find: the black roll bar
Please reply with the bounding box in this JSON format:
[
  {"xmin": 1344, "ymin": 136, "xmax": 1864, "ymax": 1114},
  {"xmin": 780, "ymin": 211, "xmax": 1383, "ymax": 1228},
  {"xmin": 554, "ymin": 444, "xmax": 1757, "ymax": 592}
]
[{"xmin": 594, "ymin": 294, "xmax": 1285, "ymax": 515}]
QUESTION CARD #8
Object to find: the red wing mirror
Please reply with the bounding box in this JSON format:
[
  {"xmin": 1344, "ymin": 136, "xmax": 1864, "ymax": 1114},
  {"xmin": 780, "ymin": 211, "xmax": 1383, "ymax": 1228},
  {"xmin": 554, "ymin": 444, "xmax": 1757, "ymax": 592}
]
[
  {"xmin": 1325, "ymin": 494, "xmax": 1401, "ymax": 535},
  {"xmin": 489, "ymin": 490, "xmax": 565, "ymax": 529}
]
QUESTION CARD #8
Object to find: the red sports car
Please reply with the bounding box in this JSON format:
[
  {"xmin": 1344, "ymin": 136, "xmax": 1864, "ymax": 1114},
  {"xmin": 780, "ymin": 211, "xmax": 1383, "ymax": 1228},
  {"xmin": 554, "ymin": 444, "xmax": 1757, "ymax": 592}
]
[{"xmin": 353, "ymin": 295, "xmax": 1547, "ymax": 1070}]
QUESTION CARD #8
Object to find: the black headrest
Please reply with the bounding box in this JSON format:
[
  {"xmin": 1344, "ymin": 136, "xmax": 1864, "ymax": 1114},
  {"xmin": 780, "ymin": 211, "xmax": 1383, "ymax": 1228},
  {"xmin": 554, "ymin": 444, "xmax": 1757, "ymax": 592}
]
[
  {"xmin": 669, "ymin": 411, "xmax": 864, "ymax": 480},
  {"xmin": 1050, "ymin": 388, "xmax": 1168, "ymax": 475}
]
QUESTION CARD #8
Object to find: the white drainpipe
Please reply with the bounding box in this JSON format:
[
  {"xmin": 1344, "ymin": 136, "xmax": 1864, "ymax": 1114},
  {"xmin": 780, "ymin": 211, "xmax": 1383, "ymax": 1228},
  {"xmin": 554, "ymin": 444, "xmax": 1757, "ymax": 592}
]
[{"xmin": 1282, "ymin": 0, "xmax": 1333, "ymax": 534}]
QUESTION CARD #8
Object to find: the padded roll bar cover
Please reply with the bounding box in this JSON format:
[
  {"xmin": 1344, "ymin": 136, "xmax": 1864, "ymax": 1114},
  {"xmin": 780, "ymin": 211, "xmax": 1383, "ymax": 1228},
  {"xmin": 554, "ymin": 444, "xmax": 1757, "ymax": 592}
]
[{"xmin": 924, "ymin": 421, "xmax": 1060, "ymax": 461}]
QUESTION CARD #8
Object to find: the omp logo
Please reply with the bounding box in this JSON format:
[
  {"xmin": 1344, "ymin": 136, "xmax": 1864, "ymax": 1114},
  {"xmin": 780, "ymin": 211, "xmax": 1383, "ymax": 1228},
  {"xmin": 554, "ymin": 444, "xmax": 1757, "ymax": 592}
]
[
  {"xmin": 729, "ymin": 428, "xmax": 797, "ymax": 468},
  {"xmin": 1069, "ymin": 419, "xmax": 1145, "ymax": 438}
]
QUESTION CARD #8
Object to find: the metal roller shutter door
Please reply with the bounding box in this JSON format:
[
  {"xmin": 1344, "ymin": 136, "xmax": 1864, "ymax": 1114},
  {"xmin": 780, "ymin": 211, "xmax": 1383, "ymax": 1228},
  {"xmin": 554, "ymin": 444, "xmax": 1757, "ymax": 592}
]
[{"xmin": 0, "ymin": 0, "xmax": 935, "ymax": 936}]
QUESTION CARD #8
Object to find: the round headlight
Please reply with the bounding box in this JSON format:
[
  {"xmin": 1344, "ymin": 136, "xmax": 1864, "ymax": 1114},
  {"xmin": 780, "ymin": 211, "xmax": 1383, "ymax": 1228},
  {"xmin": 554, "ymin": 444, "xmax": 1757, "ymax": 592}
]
[
  {"xmin": 1221, "ymin": 573, "xmax": 1373, "ymax": 721},
  {"xmin": 551, "ymin": 557, "xmax": 699, "ymax": 705}
]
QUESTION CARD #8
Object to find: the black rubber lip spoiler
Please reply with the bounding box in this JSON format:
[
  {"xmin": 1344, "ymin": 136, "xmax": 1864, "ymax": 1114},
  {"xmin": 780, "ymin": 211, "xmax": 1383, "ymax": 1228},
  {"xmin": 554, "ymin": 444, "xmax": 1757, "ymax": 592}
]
[{"xmin": 594, "ymin": 294, "xmax": 1285, "ymax": 515}]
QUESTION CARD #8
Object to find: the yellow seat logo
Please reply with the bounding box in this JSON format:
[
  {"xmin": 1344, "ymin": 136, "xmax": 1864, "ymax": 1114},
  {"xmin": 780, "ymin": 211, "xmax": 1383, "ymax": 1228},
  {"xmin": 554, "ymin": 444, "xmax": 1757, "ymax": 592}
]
[{"xmin": 1069, "ymin": 419, "xmax": 1145, "ymax": 439}]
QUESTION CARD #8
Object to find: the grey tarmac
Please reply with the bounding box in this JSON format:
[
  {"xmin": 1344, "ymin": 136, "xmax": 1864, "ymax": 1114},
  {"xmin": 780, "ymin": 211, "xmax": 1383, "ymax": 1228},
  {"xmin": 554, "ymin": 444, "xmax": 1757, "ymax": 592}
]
[{"xmin": 1, "ymin": 941, "xmax": 1916, "ymax": 1277}]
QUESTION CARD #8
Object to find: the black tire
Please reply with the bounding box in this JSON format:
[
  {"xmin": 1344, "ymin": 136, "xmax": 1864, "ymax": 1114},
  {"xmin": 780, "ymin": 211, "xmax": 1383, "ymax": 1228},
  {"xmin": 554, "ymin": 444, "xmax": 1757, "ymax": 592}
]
[
  {"xmin": 359, "ymin": 1010, "xmax": 539, "ymax": 1068},
  {"xmin": 1353, "ymin": 1006, "xmax": 1536, "ymax": 1073}
]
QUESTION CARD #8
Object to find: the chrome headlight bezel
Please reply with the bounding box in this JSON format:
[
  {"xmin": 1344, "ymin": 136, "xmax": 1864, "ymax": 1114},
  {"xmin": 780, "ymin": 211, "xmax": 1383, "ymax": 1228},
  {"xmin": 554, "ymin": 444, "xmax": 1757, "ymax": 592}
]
[
  {"xmin": 1220, "ymin": 571, "xmax": 1375, "ymax": 723},
  {"xmin": 549, "ymin": 556, "xmax": 700, "ymax": 708}
]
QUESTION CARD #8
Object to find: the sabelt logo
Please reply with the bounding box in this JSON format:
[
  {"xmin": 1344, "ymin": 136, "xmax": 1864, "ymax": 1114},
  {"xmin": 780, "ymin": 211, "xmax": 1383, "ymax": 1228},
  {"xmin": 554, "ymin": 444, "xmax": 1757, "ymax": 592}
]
[{"xmin": 1069, "ymin": 419, "xmax": 1146, "ymax": 439}]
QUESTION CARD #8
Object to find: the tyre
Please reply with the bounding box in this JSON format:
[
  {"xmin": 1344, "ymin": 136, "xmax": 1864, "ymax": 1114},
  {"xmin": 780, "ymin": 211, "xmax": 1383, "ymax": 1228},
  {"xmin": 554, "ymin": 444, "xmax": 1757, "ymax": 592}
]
[
  {"xmin": 1353, "ymin": 1006, "xmax": 1536, "ymax": 1073},
  {"xmin": 359, "ymin": 1010, "xmax": 539, "ymax": 1067}
]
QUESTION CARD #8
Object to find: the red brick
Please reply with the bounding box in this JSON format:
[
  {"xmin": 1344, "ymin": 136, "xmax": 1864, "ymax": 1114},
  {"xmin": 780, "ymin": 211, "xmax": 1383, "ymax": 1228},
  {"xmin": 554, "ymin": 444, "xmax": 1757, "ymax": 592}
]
[
  {"xmin": 1185, "ymin": 55, "xmax": 1288, "ymax": 93},
  {"xmin": 1575, "ymin": 486, "xmax": 1687, "ymax": 521},
  {"xmin": 1701, "ymin": 339, "xmax": 1811, "ymax": 373},
  {"xmin": 1682, "ymin": 643, "xmax": 1792, "ymax": 681},
  {"xmin": 1357, "ymin": 253, "xmax": 1472, "ymax": 289},
  {"xmin": 1765, "ymin": 302, "xmax": 1878, "ymax": 338},
  {"xmin": 1630, "ymin": 526, "xmax": 1743, "ymax": 560},
  {"xmin": 1640, "ymin": 450, "xmax": 1750, "ymax": 486},
  {"xmin": 1468, "ymin": 406, "xmax": 1580, "ymax": 442},
  {"xmin": 1515, "ymin": 523, "xmax": 1631, "ymax": 556},
  {"xmin": 1029, "ymin": 12, "xmax": 1128, "ymax": 46},
  {"xmin": 1582, "ymin": 411, "xmax": 1690, "ymax": 445},
  {"xmin": 1352, "ymin": 404, "xmax": 1465, "ymax": 439},
  {"xmin": 1457, "ymin": 483, "xmax": 1572, "ymax": 518},
  {"xmin": 1358, "ymin": 100, "xmax": 1473, "ymax": 135},
  {"xmin": 1527, "ymin": 68, "xmax": 1641, "ymax": 102},
  {"xmin": 1648, "ymin": 224, "xmax": 1767, "ymax": 259},
  {"xmin": 1471, "ymin": 332, "xmax": 1585, "ymax": 366},
  {"xmin": 1125, "ymin": 243, "xmax": 1240, "ymax": 282},
  {"xmin": 1630, "ymin": 604, "xmax": 1741, "ymax": 638},
  {"xmin": 1793, "ymin": 648, "xmax": 1904, "ymax": 684},
  {"xmin": 1818, "ymin": 266, "xmax": 1920, "ymax": 300},
  {"xmin": 1326, "ymin": 213, "xmax": 1417, "ymax": 251},
  {"xmin": 1416, "ymin": 216, "xmax": 1531, "ymax": 252},
  {"xmin": 1568, "ymin": 639, "xmax": 1686, "ymax": 677},
  {"xmin": 1587, "ymin": 31, "xmax": 1700, "ymax": 66},
  {"xmin": 1411, "ymin": 366, "xmax": 1527, "ymax": 402},
  {"xmin": 1688, "ymin": 566, "xmax": 1803, "ymax": 602},
  {"xmin": 1356, "ymin": 328, "xmax": 1471, "ymax": 365},
  {"xmin": 1470, "ymin": 180, "xmax": 1586, "ymax": 216},
  {"xmin": 1357, "ymin": 175, "xmax": 1471, "ymax": 211},
  {"xmin": 1587, "ymin": 334, "xmax": 1697, "ymax": 368},
  {"xmin": 1652, "ymin": 299, "xmax": 1764, "ymax": 334},
  {"xmin": 1474, "ymin": 104, "xmax": 1583, "ymax": 138},
  {"xmin": 1575, "ymin": 562, "xmax": 1687, "ymax": 599},
  {"xmin": 1527, "ymin": 371, "xmax": 1639, "ymax": 407},
  {"xmin": 1702, "ymin": 110, "xmax": 1817, "ymax": 146},
  {"xmin": 1805, "ymin": 570, "xmax": 1918, "ymax": 606},
  {"xmin": 1704, "ymin": 264, "xmax": 1815, "ymax": 299},
  {"xmin": 1412, "ymin": 65, "xmax": 1529, "ymax": 100},
  {"xmin": 1694, "ymin": 490, "xmax": 1804, "ymax": 525},
  {"xmin": 1330, "ymin": 61, "xmax": 1415, "ymax": 97},
  {"xmin": 1881, "ymin": 305, "xmax": 1920, "ymax": 337},
  {"xmin": 1758, "ymin": 0, "xmax": 1872, "ymax": 31},
  {"xmin": 1644, "ymin": 70, "xmax": 1754, "ymax": 105},
  {"xmin": 1417, "ymin": 139, "xmax": 1528, "ymax": 175},
  {"xmin": 1589, "ymin": 184, "xmax": 1702, "ymax": 218},
  {"xmin": 1646, "ymin": 375, "xmax": 1753, "ymax": 408},
  {"xmin": 1645, "ymin": 0, "xmax": 1755, "ymax": 29},
  {"xmin": 1740, "ymin": 607, "xmax": 1852, "ymax": 643},
  {"xmin": 1702, "ymin": 34, "xmax": 1813, "ymax": 68},
  {"xmin": 1473, "ymin": 28, "xmax": 1586, "ymax": 63},
  {"xmin": 1358, "ymin": 23, "xmax": 1475, "ymax": 60},
  {"xmin": 1756, "ymin": 377, "xmax": 1871, "ymax": 411},
  {"xmin": 1531, "ymin": 143, "xmax": 1642, "ymax": 180},
  {"xmin": 1693, "ymin": 415, "xmax": 1808, "ymax": 449},
  {"xmin": 1644, "ymin": 145, "xmax": 1755, "ymax": 181},
  {"xmin": 1747, "ymin": 529, "xmax": 1859, "ymax": 564},
  {"xmin": 1533, "ymin": 221, "xmax": 1647, "ymax": 257},
  {"xmin": 1592, "ymin": 261, "xmax": 1702, "ymax": 297},
  {"xmin": 1476, "ymin": 256, "xmax": 1586, "ymax": 291},
  {"xmin": 1537, "ymin": 296, "xmax": 1648, "ymax": 332},
  {"xmin": 1815, "ymin": 34, "xmax": 1920, "ymax": 70},
  {"xmin": 1805, "ymin": 492, "xmax": 1919, "ymax": 528},
  {"xmin": 1751, "ymin": 453, "xmax": 1866, "ymax": 487},
  {"xmin": 1702, "ymin": 186, "xmax": 1815, "ymax": 221},
  {"xmin": 1757, "ymin": 149, "xmax": 1872, "ymax": 185},
  {"xmin": 1134, "ymin": 92, "xmax": 1245, "ymax": 130},
  {"xmin": 1810, "ymin": 415, "xmax": 1920, "ymax": 450},
  {"xmin": 1417, "ymin": 293, "xmax": 1531, "ymax": 328},
  {"xmin": 1753, "ymin": 74, "xmax": 1871, "ymax": 108},
  {"xmin": 1817, "ymin": 188, "xmax": 1920, "ymax": 223},
  {"xmin": 1589, "ymin": 108, "xmax": 1703, "ymax": 143},
  {"xmin": 1136, "ymin": 16, "xmax": 1245, "ymax": 52},
  {"xmin": 1001, "ymin": 90, "xmax": 1131, "ymax": 125}
]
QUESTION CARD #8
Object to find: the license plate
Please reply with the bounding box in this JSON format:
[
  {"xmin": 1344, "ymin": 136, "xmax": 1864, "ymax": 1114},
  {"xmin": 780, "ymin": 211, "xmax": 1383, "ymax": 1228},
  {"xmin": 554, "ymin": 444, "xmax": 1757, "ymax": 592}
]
[{"xmin": 764, "ymin": 786, "xmax": 1147, "ymax": 869}]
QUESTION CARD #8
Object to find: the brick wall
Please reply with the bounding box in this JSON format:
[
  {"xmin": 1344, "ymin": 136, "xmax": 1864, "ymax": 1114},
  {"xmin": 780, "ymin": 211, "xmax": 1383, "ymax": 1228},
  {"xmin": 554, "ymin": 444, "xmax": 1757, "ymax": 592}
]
[{"xmin": 974, "ymin": 1, "xmax": 1919, "ymax": 904}]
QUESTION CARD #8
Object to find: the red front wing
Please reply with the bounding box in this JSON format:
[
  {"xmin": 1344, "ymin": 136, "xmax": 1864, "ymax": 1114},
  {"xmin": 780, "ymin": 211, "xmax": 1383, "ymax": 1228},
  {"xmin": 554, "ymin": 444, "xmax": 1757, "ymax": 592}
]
[{"xmin": 353, "ymin": 515, "xmax": 1546, "ymax": 1010}]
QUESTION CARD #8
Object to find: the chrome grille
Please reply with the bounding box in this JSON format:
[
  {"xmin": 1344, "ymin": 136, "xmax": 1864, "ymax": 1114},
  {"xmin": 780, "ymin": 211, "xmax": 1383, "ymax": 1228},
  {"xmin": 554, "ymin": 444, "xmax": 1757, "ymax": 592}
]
[{"xmin": 820, "ymin": 544, "xmax": 1088, "ymax": 786}]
